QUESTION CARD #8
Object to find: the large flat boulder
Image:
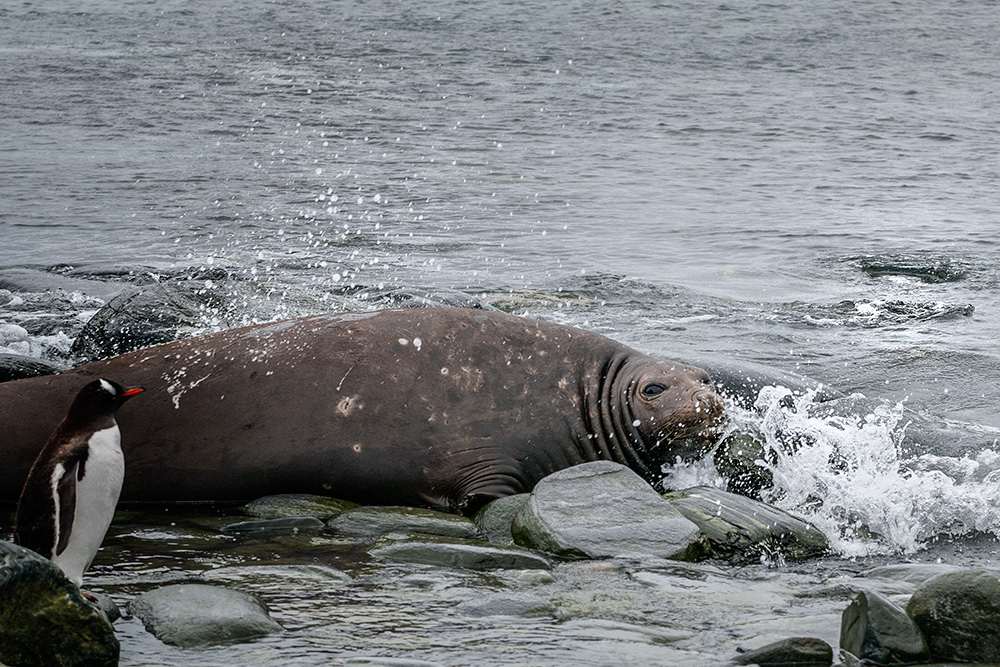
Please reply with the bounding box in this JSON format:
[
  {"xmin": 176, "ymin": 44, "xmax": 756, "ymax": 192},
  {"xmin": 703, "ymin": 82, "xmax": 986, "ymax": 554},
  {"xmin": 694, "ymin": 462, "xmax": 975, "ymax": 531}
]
[
  {"xmin": 663, "ymin": 486, "xmax": 828, "ymax": 563},
  {"xmin": 511, "ymin": 461, "xmax": 709, "ymax": 560},
  {"xmin": 130, "ymin": 583, "xmax": 282, "ymax": 648}
]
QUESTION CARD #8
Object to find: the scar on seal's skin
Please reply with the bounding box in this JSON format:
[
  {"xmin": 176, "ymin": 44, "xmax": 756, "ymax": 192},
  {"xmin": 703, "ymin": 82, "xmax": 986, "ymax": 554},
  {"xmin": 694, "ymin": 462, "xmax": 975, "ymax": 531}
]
[{"xmin": 337, "ymin": 395, "xmax": 362, "ymax": 416}]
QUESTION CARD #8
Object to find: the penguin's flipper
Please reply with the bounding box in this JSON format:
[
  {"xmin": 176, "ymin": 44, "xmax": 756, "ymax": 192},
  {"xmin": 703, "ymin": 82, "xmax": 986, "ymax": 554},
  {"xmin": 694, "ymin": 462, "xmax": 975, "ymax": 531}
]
[{"xmin": 53, "ymin": 460, "xmax": 79, "ymax": 557}]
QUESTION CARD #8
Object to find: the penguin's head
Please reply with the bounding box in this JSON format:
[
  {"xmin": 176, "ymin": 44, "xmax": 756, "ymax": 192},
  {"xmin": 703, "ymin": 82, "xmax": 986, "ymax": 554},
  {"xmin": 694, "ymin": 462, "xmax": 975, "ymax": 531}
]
[{"xmin": 67, "ymin": 379, "xmax": 145, "ymax": 422}]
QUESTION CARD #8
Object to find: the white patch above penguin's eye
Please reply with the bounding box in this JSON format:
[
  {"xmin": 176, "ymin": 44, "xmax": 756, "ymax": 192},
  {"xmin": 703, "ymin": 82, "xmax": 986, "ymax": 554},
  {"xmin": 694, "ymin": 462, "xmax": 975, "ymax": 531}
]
[{"xmin": 99, "ymin": 379, "xmax": 116, "ymax": 396}]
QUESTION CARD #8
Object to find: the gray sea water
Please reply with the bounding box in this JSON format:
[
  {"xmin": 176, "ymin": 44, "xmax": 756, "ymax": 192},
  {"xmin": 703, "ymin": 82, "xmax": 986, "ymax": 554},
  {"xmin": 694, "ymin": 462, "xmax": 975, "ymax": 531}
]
[{"xmin": 2, "ymin": 0, "xmax": 1000, "ymax": 663}]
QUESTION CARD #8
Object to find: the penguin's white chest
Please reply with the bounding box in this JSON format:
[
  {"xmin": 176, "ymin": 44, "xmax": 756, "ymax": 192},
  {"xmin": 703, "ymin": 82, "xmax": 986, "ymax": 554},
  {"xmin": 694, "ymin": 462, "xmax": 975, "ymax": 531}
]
[{"xmin": 52, "ymin": 425, "xmax": 124, "ymax": 586}]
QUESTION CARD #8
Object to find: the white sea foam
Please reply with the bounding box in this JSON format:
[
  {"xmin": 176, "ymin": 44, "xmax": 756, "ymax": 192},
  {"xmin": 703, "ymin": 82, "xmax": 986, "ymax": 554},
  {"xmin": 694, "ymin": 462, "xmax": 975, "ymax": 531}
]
[{"xmin": 666, "ymin": 386, "xmax": 1000, "ymax": 557}]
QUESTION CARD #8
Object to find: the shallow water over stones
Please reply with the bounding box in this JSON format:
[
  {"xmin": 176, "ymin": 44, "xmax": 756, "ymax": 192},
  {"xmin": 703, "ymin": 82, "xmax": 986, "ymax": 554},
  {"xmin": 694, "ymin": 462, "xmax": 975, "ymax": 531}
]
[{"xmin": 2, "ymin": 501, "xmax": 1000, "ymax": 666}]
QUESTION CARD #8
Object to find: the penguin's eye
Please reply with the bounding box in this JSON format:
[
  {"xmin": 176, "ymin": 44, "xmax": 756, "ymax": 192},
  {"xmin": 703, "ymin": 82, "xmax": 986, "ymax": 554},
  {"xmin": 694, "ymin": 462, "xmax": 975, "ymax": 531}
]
[{"xmin": 641, "ymin": 383, "xmax": 667, "ymax": 397}]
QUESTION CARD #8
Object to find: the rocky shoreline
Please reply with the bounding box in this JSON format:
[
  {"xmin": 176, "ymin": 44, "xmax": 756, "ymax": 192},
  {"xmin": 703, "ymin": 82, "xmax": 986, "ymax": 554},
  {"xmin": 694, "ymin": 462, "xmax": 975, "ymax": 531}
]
[{"xmin": 2, "ymin": 461, "xmax": 1000, "ymax": 666}]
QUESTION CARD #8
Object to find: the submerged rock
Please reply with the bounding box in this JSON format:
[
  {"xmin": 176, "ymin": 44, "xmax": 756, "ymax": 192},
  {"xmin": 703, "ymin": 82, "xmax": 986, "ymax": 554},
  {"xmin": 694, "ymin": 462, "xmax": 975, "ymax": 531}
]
[
  {"xmin": 840, "ymin": 590, "xmax": 928, "ymax": 665},
  {"xmin": 221, "ymin": 517, "xmax": 325, "ymax": 535},
  {"xmin": 368, "ymin": 534, "xmax": 551, "ymax": 571},
  {"xmin": 130, "ymin": 583, "xmax": 282, "ymax": 648},
  {"xmin": 454, "ymin": 592, "xmax": 557, "ymax": 618},
  {"xmin": 0, "ymin": 540, "xmax": 119, "ymax": 667},
  {"xmin": 906, "ymin": 569, "xmax": 1000, "ymax": 663},
  {"xmin": 733, "ymin": 636, "xmax": 833, "ymax": 666},
  {"xmin": 511, "ymin": 461, "xmax": 709, "ymax": 561},
  {"xmin": 0, "ymin": 353, "xmax": 66, "ymax": 383},
  {"xmin": 473, "ymin": 494, "xmax": 529, "ymax": 544},
  {"xmin": 329, "ymin": 506, "xmax": 482, "ymax": 540},
  {"xmin": 662, "ymin": 486, "xmax": 828, "ymax": 563},
  {"xmin": 241, "ymin": 494, "xmax": 358, "ymax": 520}
]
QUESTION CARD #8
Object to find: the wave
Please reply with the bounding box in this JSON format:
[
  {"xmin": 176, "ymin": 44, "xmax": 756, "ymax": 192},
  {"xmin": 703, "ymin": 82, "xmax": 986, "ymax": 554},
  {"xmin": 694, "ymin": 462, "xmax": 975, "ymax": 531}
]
[{"xmin": 665, "ymin": 386, "xmax": 1000, "ymax": 557}]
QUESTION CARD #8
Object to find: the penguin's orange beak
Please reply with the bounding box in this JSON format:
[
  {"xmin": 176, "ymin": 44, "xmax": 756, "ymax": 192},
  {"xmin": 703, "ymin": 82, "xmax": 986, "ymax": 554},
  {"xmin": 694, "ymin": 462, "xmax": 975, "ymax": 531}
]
[{"xmin": 123, "ymin": 387, "xmax": 144, "ymax": 397}]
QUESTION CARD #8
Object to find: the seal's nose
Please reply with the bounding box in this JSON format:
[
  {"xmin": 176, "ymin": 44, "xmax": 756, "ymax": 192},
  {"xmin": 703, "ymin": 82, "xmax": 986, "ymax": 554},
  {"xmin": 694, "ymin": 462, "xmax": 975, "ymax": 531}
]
[{"xmin": 693, "ymin": 385, "xmax": 725, "ymax": 424}]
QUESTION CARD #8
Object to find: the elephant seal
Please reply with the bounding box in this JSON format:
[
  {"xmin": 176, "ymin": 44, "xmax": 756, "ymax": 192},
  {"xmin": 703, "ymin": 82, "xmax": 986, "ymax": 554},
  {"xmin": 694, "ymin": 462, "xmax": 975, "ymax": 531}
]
[{"xmin": 0, "ymin": 308, "xmax": 723, "ymax": 514}]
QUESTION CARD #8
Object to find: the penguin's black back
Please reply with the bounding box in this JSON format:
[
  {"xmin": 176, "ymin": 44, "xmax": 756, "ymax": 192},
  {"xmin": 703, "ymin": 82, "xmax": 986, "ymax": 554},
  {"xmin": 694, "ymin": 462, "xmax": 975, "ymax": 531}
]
[{"xmin": 13, "ymin": 379, "xmax": 132, "ymax": 557}]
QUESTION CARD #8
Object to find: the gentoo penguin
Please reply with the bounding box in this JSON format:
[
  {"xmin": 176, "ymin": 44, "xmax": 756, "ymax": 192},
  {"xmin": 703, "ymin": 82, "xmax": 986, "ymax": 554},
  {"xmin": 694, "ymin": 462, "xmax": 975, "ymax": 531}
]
[{"xmin": 14, "ymin": 378, "xmax": 143, "ymax": 587}]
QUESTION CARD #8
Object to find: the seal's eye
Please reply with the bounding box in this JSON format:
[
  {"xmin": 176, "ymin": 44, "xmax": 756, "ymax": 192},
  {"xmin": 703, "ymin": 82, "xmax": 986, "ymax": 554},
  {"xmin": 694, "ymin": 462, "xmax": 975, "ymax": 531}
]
[{"xmin": 641, "ymin": 383, "xmax": 667, "ymax": 397}]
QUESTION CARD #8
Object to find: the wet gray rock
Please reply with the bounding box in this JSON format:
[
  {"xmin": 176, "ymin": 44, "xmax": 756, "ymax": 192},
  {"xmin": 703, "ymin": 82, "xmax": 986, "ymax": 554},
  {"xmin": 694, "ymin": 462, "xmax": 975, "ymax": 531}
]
[
  {"xmin": 906, "ymin": 569, "xmax": 1000, "ymax": 663},
  {"xmin": 368, "ymin": 534, "xmax": 552, "ymax": 571},
  {"xmin": 733, "ymin": 636, "xmax": 833, "ymax": 666},
  {"xmin": 221, "ymin": 517, "xmax": 325, "ymax": 535},
  {"xmin": 0, "ymin": 353, "xmax": 66, "ymax": 383},
  {"xmin": 88, "ymin": 592, "xmax": 121, "ymax": 624},
  {"xmin": 70, "ymin": 281, "xmax": 227, "ymax": 361},
  {"xmin": 241, "ymin": 493, "xmax": 358, "ymax": 520},
  {"xmin": 662, "ymin": 486, "xmax": 828, "ymax": 563},
  {"xmin": 473, "ymin": 494, "xmax": 529, "ymax": 544},
  {"xmin": 329, "ymin": 506, "xmax": 482, "ymax": 540},
  {"xmin": 511, "ymin": 461, "xmax": 709, "ymax": 561},
  {"xmin": 130, "ymin": 583, "xmax": 282, "ymax": 648},
  {"xmin": 454, "ymin": 591, "xmax": 557, "ymax": 618},
  {"xmin": 840, "ymin": 590, "xmax": 928, "ymax": 665},
  {"xmin": 0, "ymin": 540, "xmax": 119, "ymax": 667}
]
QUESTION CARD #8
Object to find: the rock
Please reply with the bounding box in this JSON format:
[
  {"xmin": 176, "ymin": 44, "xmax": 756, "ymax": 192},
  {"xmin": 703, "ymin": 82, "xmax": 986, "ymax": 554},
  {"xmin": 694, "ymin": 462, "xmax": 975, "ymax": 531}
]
[
  {"xmin": 473, "ymin": 494, "xmax": 529, "ymax": 544},
  {"xmin": 840, "ymin": 590, "xmax": 928, "ymax": 665},
  {"xmin": 221, "ymin": 517, "xmax": 325, "ymax": 535},
  {"xmin": 0, "ymin": 540, "xmax": 119, "ymax": 667},
  {"xmin": 662, "ymin": 486, "xmax": 828, "ymax": 563},
  {"xmin": 70, "ymin": 282, "xmax": 227, "ymax": 361},
  {"xmin": 130, "ymin": 583, "xmax": 282, "ymax": 648},
  {"xmin": 329, "ymin": 506, "xmax": 482, "ymax": 540},
  {"xmin": 87, "ymin": 592, "xmax": 122, "ymax": 624},
  {"xmin": 905, "ymin": 569, "xmax": 1000, "ymax": 663},
  {"xmin": 368, "ymin": 534, "xmax": 551, "ymax": 571},
  {"xmin": 241, "ymin": 494, "xmax": 358, "ymax": 520},
  {"xmin": 733, "ymin": 636, "xmax": 833, "ymax": 666},
  {"xmin": 712, "ymin": 431, "xmax": 774, "ymax": 497},
  {"xmin": 454, "ymin": 592, "xmax": 556, "ymax": 618},
  {"xmin": 510, "ymin": 461, "xmax": 709, "ymax": 561},
  {"xmin": 0, "ymin": 353, "xmax": 66, "ymax": 383}
]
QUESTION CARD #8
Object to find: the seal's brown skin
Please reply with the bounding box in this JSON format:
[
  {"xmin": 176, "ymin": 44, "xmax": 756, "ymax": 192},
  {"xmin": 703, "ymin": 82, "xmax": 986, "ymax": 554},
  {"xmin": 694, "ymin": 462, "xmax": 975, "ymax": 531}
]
[{"xmin": 0, "ymin": 308, "xmax": 723, "ymax": 514}]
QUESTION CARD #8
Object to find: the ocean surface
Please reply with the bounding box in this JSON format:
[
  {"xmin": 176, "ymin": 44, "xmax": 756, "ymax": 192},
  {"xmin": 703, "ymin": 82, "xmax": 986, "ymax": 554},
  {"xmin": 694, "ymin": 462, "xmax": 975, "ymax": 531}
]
[{"xmin": 2, "ymin": 0, "xmax": 1000, "ymax": 662}]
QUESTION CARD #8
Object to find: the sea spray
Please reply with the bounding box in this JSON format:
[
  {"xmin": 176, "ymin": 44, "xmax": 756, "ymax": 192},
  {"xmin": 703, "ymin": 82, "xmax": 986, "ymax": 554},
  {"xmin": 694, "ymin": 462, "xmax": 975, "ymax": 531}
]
[{"xmin": 665, "ymin": 386, "xmax": 1000, "ymax": 557}]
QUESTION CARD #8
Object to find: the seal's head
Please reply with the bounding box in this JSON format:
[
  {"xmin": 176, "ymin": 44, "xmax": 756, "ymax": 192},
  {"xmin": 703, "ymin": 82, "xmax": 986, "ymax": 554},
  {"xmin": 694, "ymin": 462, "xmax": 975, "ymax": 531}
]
[{"xmin": 621, "ymin": 360, "xmax": 725, "ymax": 467}]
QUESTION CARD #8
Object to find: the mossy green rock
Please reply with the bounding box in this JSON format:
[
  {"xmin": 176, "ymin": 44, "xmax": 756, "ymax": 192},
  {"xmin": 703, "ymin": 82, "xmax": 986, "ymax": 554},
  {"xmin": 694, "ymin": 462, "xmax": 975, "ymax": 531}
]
[
  {"xmin": 662, "ymin": 486, "xmax": 828, "ymax": 563},
  {"xmin": 368, "ymin": 534, "xmax": 551, "ymax": 570},
  {"xmin": 511, "ymin": 462, "xmax": 709, "ymax": 561},
  {"xmin": 241, "ymin": 494, "xmax": 358, "ymax": 520},
  {"xmin": 130, "ymin": 583, "xmax": 282, "ymax": 648},
  {"xmin": 906, "ymin": 569, "xmax": 1000, "ymax": 663},
  {"xmin": 473, "ymin": 494, "xmax": 529, "ymax": 544},
  {"xmin": 329, "ymin": 506, "xmax": 481, "ymax": 540},
  {"xmin": 0, "ymin": 540, "xmax": 119, "ymax": 667}
]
